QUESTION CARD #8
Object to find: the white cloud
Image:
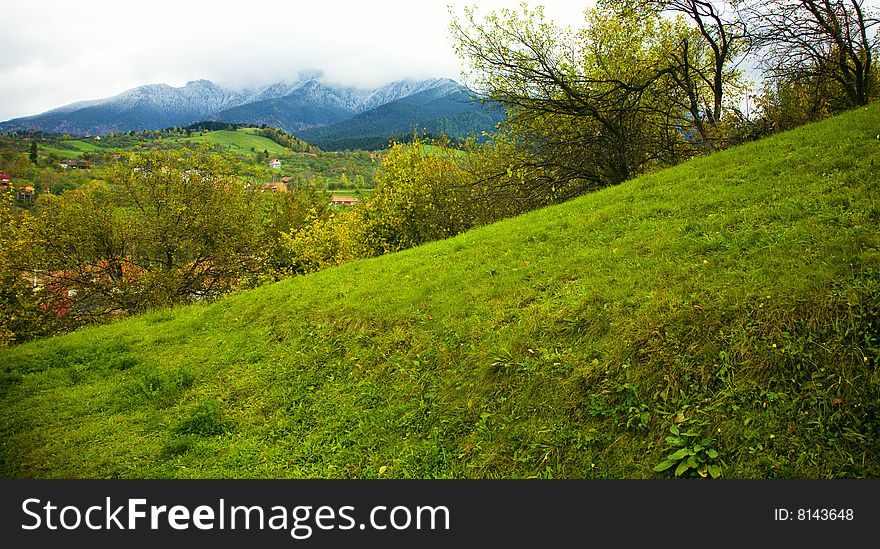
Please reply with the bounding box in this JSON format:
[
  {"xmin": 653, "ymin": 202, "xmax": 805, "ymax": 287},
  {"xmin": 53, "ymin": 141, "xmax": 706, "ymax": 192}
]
[{"xmin": 0, "ymin": 1, "xmax": 593, "ymax": 121}]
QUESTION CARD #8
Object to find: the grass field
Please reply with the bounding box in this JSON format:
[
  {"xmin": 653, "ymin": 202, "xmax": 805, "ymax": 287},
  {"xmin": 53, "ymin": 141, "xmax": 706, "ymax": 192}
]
[
  {"xmin": 65, "ymin": 139, "xmax": 109, "ymax": 152},
  {"xmin": 175, "ymin": 130, "xmax": 289, "ymax": 157},
  {"xmin": 40, "ymin": 139, "xmax": 113, "ymax": 158},
  {"xmin": 1, "ymin": 104, "xmax": 878, "ymax": 479},
  {"xmin": 39, "ymin": 145, "xmax": 85, "ymax": 158}
]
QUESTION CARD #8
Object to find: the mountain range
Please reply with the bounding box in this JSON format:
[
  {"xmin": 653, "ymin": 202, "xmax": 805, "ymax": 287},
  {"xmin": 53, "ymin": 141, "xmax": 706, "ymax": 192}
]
[{"xmin": 0, "ymin": 72, "xmax": 504, "ymax": 149}]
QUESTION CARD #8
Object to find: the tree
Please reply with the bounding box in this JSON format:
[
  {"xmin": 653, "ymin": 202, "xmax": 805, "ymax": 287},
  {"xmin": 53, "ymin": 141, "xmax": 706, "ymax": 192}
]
[
  {"xmin": 283, "ymin": 137, "xmax": 476, "ymax": 271},
  {"xmin": 352, "ymin": 138, "xmax": 472, "ymax": 256},
  {"xmin": 35, "ymin": 147, "xmax": 257, "ymax": 321},
  {"xmin": 450, "ymin": 3, "xmax": 708, "ymax": 200},
  {"xmin": 33, "ymin": 182, "xmax": 134, "ymax": 326},
  {"xmin": 28, "ymin": 141, "xmax": 39, "ymax": 164},
  {"xmin": 111, "ymin": 148, "xmax": 255, "ymax": 308},
  {"xmin": 246, "ymin": 181, "xmax": 332, "ymax": 283},
  {"xmin": 637, "ymin": 0, "xmax": 751, "ymax": 146},
  {"xmin": 747, "ymin": 0, "xmax": 879, "ymax": 111},
  {"xmin": 7, "ymin": 154, "xmax": 30, "ymax": 178},
  {"xmin": 0, "ymin": 190, "xmax": 35, "ymax": 345}
]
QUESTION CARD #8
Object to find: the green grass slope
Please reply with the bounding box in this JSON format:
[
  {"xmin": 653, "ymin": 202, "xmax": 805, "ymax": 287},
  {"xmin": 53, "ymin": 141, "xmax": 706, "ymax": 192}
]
[
  {"xmin": 174, "ymin": 129, "xmax": 289, "ymax": 156},
  {"xmin": 2, "ymin": 105, "xmax": 879, "ymax": 479}
]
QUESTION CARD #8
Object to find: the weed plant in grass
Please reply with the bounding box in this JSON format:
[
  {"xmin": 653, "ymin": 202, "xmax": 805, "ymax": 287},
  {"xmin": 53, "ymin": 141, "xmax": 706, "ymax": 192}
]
[{"xmin": 1, "ymin": 104, "xmax": 879, "ymax": 479}]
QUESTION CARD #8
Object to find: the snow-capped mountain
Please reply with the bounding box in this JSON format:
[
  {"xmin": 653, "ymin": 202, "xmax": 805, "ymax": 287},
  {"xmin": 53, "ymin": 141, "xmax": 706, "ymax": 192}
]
[
  {"xmin": 358, "ymin": 78, "xmax": 463, "ymax": 112},
  {"xmin": 299, "ymin": 83, "xmax": 504, "ymax": 150},
  {"xmin": 0, "ymin": 73, "xmax": 482, "ymax": 137},
  {"xmin": 3, "ymin": 80, "xmax": 248, "ymax": 135}
]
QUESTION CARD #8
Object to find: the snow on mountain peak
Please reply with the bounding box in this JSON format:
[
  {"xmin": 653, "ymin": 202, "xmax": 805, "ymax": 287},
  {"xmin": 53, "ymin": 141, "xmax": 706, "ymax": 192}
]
[{"xmin": 0, "ymin": 74, "xmax": 469, "ymax": 135}]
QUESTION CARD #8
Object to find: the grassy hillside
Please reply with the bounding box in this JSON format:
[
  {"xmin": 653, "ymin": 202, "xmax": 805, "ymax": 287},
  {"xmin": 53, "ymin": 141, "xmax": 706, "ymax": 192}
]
[
  {"xmin": 2, "ymin": 105, "xmax": 879, "ymax": 479},
  {"xmin": 174, "ymin": 129, "xmax": 289, "ymax": 156},
  {"xmin": 64, "ymin": 139, "xmax": 108, "ymax": 152},
  {"xmin": 39, "ymin": 139, "xmax": 109, "ymax": 158},
  {"xmin": 30, "ymin": 129, "xmax": 290, "ymax": 161}
]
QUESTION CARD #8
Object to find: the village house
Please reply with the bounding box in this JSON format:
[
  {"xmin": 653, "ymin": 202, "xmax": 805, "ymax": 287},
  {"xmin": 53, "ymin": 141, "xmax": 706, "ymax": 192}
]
[
  {"xmin": 0, "ymin": 172, "xmax": 11, "ymax": 189},
  {"xmin": 17, "ymin": 184, "xmax": 35, "ymax": 204},
  {"xmin": 330, "ymin": 195, "xmax": 359, "ymax": 207},
  {"xmin": 261, "ymin": 182, "xmax": 288, "ymax": 193},
  {"xmin": 269, "ymin": 158, "xmax": 282, "ymax": 169},
  {"xmin": 245, "ymin": 181, "xmax": 288, "ymax": 193},
  {"xmin": 60, "ymin": 159, "xmax": 91, "ymax": 169}
]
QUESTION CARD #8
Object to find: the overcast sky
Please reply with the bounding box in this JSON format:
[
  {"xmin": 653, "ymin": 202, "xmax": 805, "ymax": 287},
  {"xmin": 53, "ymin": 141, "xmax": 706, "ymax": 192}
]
[{"xmin": 0, "ymin": 1, "xmax": 595, "ymax": 121}]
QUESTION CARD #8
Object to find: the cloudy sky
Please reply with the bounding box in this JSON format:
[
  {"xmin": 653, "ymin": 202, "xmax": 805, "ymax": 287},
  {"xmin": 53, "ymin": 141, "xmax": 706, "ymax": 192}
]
[{"xmin": 0, "ymin": 1, "xmax": 594, "ymax": 121}]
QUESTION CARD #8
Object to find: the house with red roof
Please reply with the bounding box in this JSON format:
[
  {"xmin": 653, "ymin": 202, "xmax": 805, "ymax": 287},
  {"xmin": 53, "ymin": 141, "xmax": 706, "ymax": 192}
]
[{"xmin": 330, "ymin": 195, "xmax": 359, "ymax": 207}]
